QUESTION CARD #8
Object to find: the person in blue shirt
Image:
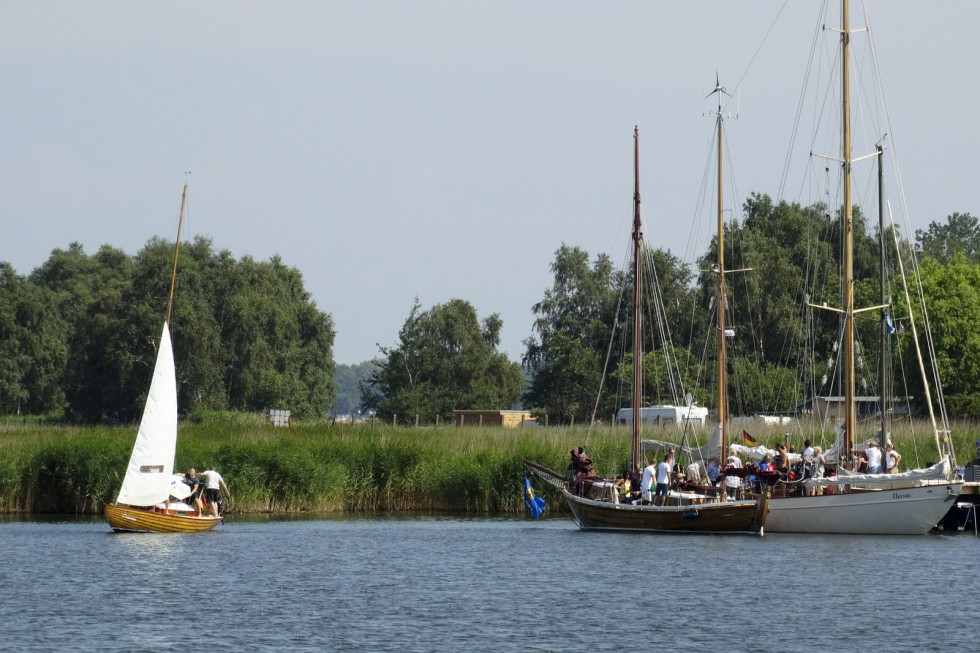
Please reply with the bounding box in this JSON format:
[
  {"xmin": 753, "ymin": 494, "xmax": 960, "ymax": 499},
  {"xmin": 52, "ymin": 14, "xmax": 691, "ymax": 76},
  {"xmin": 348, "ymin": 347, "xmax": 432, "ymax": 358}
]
[{"xmin": 706, "ymin": 457, "xmax": 721, "ymax": 486}]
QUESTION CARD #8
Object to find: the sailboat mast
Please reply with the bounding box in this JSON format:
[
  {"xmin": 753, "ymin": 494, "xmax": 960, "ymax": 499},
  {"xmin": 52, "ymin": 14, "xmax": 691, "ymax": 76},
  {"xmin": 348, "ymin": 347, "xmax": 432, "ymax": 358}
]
[
  {"xmin": 715, "ymin": 87, "xmax": 728, "ymax": 457},
  {"xmin": 165, "ymin": 183, "xmax": 188, "ymax": 326},
  {"xmin": 877, "ymin": 145, "xmax": 890, "ymax": 442},
  {"xmin": 632, "ymin": 127, "xmax": 643, "ymax": 471},
  {"xmin": 841, "ymin": 0, "xmax": 856, "ymax": 460}
]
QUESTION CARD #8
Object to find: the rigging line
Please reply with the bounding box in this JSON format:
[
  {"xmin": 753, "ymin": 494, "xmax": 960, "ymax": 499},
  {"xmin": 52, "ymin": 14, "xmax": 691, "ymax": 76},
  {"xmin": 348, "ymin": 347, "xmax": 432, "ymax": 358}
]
[
  {"xmin": 588, "ymin": 291, "xmax": 623, "ymax": 431},
  {"xmin": 654, "ymin": 256, "xmax": 688, "ymax": 401},
  {"xmin": 644, "ymin": 257, "xmax": 675, "ymax": 402},
  {"xmin": 720, "ymin": 128, "xmax": 770, "ymax": 412},
  {"xmin": 684, "ymin": 123, "xmax": 718, "ymax": 267},
  {"xmin": 888, "ymin": 201, "xmax": 951, "ymax": 461},
  {"xmin": 864, "ymin": 4, "xmax": 949, "ymax": 440},
  {"xmin": 590, "ymin": 243, "xmax": 633, "ymax": 431},
  {"xmin": 865, "ymin": 2, "xmax": 952, "ymax": 437},
  {"xmin": 778, "ymin": 0, "xmax": 830, "ymax": 200},
  {"xmin": 723, "ymin": 0, "xmax": 791, "ymax": 117}
]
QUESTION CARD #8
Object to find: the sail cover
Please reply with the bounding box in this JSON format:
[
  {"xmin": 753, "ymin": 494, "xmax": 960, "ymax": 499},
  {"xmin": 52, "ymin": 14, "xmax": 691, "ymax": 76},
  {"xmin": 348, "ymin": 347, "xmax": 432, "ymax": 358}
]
[{"xmin": 115, "ymin": 323, "xmax": 178, "ymax": 506}]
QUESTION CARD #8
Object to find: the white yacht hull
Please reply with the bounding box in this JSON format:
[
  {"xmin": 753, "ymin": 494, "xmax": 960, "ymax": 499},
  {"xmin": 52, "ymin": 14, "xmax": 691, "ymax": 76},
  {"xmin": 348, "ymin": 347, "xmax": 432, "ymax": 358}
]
[{"xmin": 765, "ymin": 482, "xmax": 962, "ymax": 534}]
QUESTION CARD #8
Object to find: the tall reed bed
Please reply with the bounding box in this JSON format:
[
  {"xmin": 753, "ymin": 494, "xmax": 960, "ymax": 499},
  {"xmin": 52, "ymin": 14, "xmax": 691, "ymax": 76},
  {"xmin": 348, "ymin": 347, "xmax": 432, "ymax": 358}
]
[{"xmin": 1, "ymin": 418, "xmax": 977, "ymax": 515}]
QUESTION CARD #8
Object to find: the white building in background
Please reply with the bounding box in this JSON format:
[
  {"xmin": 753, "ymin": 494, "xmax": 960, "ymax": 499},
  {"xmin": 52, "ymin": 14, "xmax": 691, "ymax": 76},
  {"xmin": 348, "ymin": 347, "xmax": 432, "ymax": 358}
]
[{"xmin": 616, "ymin": 405, "xmax": 709, "ymax": 427}]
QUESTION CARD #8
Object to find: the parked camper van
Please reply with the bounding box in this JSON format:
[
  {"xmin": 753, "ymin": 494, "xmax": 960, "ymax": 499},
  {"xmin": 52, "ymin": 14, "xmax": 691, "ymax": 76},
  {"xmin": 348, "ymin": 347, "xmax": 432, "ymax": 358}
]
[{"xmin": 616, "ymin": 405, "xmax": 708, "ymax": 427}]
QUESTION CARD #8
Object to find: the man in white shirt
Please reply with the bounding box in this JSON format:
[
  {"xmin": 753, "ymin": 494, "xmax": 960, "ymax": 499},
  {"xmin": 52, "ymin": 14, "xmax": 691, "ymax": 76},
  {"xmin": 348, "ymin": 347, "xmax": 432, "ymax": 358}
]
[
  {"xmin": 655, "ymin": 450, "xmax": 674, "ymax": 506},
  {"xmin": 640, "ymin": 459, "xmax": 657, "ymax": 505},
  {"xmin": 865, "ymin": 441, "xmax": 883, "ymax": 474},
  {"xmin": 200, "ymin": 467, "xmax": 231, "ymax": 518}
]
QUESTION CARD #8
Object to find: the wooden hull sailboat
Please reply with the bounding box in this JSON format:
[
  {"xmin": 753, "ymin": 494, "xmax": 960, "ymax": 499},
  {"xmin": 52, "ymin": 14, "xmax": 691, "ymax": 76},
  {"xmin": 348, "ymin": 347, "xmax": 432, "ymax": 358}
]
[
  {"xmin": 525, "ymin": 460, "xmax": 767, "ymax": 534},
  {"xmin": 105, "ymin": 501, "xmax": 220, "ymax": 534},
  {"xmin": 565, "ymin": 490, "xmax": 766, "ymax": 534},
  {"xmin": 523, "ymin": 129, "xmax": 768, "ymax": 535},
  {"xmin": 104, "ymin": 184, "xmax": 221, "ymax": 534}
]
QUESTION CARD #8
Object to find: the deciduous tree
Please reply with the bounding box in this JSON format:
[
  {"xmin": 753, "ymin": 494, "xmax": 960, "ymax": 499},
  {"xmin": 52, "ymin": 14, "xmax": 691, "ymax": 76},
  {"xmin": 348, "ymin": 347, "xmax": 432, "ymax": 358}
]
[{"xmin": 363, "ymin": 299, "xmax": 523, "ymax": 423}]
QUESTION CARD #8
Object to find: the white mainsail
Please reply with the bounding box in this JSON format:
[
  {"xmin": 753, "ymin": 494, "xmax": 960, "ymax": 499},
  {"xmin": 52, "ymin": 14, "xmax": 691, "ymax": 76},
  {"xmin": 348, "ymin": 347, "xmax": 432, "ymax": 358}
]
[{"xmin": 115, "ymin": 323, "xmax": 178, "ymax": 506}]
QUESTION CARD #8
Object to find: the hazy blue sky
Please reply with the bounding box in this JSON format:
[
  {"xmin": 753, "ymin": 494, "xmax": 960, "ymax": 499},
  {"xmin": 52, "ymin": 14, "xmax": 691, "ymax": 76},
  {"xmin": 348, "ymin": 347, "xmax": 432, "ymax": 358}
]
[{"xmin": 2, "ymin": 1, "xmax": 976, "ymax": 364}]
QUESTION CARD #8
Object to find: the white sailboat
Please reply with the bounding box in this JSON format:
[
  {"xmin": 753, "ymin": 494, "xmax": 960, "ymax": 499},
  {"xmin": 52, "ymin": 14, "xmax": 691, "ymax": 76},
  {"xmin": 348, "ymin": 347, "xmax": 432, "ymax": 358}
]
[
  {"xmin": 760, "ymin": 0, "xmax": 961, "ymax": 534},
  {"xmin": 104, "ymin": 184, "xmax": 221, "ymax": 533}
]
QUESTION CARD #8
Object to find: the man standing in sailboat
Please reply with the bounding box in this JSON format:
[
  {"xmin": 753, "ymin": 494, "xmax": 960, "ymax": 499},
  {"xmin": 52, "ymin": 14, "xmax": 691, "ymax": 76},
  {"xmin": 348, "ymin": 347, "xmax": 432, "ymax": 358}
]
[
  {"xmin": 865, "ymin": 441, "xmax": 883, "ymax": 474},
  {"xmin": 201, "ymin": 467, "xmax": 231, "ymax": 518},
  {"xmin": 640, "ymin": 458, "xmax": 657, "ymax": 505},
  {"xmin": 184, "ymin": 468, "xmax": 204, "ymax": 513}
]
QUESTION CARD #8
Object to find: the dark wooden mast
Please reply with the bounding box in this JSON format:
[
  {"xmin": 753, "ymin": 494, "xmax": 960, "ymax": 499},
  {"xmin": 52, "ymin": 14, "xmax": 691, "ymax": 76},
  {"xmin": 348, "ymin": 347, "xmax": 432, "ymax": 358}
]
[{"xmin": 631, "ymin": 127, "xmax": 643, "ymax": 471}]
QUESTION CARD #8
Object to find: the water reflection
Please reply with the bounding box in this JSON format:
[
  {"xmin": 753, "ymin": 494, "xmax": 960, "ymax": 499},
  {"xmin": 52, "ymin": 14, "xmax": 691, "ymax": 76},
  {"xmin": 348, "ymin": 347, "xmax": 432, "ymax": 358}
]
[{"xmin": 110, "ymin": 529, "xmax": 212, "ymax": 564}]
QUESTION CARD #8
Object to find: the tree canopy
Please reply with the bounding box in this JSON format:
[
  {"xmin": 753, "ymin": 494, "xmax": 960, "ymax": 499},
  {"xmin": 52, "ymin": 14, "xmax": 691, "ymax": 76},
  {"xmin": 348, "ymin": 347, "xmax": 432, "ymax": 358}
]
[
  {"xmin": 915, "ymin": 212, "xmax": 980, "ymax": 264},
  {"xmin": 362, "ymin": 298, "xmax": 524, "ymax": 423},
  {"xmin": 1, "ymin": 239, "xmax": 335, "ymax": 421},
  {"xmin": 521, "ymin": 200, "xmax": 980, "ymax": 421}
]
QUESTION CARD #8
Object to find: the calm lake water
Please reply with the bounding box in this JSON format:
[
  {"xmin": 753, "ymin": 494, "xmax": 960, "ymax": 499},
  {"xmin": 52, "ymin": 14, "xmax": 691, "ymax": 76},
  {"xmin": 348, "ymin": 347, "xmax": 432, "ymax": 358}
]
[{"xmin": 1, "ymin": 514, "xmax": 977, "ymax": 652}]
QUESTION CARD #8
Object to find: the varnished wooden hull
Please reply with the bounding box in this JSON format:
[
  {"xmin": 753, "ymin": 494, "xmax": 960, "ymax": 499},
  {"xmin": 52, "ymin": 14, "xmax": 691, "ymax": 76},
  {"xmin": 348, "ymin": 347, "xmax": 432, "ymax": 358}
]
[
  {"xmin": 525, "ymin": 459, "xmax": 768, "ymax": 535},
  {"xmin": 563, "ymin": 489, "xmax": 768, "ymax": 535},
  {"xmin": 105, "ymin": 503, "xmax": 221, "ymax": 533}
]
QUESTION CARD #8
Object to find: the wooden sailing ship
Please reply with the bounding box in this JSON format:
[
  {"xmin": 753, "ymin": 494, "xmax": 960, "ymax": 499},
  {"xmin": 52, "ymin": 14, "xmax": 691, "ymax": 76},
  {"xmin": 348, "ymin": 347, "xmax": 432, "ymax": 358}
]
[{"xmin": 524, "ymin": 128, "xmax": 768, "ymax": 535}]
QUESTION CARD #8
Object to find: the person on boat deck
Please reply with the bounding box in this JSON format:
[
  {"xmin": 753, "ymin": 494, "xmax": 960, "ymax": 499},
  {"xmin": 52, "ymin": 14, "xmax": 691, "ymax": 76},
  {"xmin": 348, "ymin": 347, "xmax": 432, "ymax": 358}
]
[
  {"xmin": 569, "ymin": 447, "xmax": 596, "ymax": 496},
  {"xmin": 654, "ymin": 451, "xmax": 674, "ymax": 506},
  {"xmin": 614, "ymin": 471, "xmax": 637, "ymax": 504},
  {"xmin": 567, "ymin": 449, "xmax": 579, "ymax": 485},
  {"xmin": 853, "ymin": 449, "xmax": 869, "ymax": 473},
  {"xmin": 200, "ymin": 467, "xmax": 231, "ymax": 518},
  {"xmin": 724, "ymin": 454, "xmax": 742, "ymax": 500},
  {"xmin": 751, "ymin": 454, "xmax": 773, "ymax": 493},
  {"xmin": 884, "ymin": 442, "xmax": 902, "ymax": 474},
  {"xmin": 183, "ymin": 468, "xmax": 204, "ymax": 513},
  {"xmin": 800, "ymin": 439, "xmax": 815, "ymax": 480},
  {"xmin": 640, "ymin": 458, "xmax": 657, "ymax": 504},
  {"xmin": 774, "ymin": 444, "xmax": 790, "ymax": 478},
  {"xmin": 807, "ymin": 446, "xmax": 826, "ymax": 496},
  {"xmin": 706, "ymin": 457, "xmax": 721, "ymax": 486},
  {"xmin": 866, "ymin": 440, "xmax": 883, "ymax": 474}
]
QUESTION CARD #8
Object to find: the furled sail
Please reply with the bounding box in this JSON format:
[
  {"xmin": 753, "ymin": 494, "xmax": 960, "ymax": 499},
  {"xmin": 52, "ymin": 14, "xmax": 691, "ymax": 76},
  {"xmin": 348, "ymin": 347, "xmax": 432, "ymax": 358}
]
[
  {"xmin": 115, "ymin": 323, "xmax": 178, "ymax": 506},
  {"xmin": 812, "ymin": 457, "xmax": 956, "ymax": 489}
]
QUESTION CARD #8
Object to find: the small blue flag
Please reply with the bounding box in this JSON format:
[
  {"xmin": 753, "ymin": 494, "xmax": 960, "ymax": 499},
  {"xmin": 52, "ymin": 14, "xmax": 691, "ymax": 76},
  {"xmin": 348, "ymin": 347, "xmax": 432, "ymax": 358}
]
[
  {"xmin": 885, "ymin": 313, "xmax": 896, "ymax": 335},
  {"xmin": 524, "ymin": 476, "xmax": 546, "ymax": 519}
]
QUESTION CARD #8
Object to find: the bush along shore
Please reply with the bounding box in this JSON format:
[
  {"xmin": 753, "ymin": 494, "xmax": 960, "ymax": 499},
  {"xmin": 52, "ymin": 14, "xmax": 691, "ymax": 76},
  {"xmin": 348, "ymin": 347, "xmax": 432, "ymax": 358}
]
[{"xmin": 1, "ymin": 418, "xmax": 977, "ymax": 516}]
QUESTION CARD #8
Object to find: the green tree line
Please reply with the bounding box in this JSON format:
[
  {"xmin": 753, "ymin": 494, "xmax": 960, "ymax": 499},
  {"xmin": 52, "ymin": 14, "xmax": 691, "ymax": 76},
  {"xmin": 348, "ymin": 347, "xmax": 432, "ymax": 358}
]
[
  {"xmin": 520, "ymin": 199, "xmax": 980, "ymax": 422},
  {"xmin": 0, "ymin": 238, "xmax": 336, "ymax": 421},
  {"xmin": 5, "ymin": 201, "xmax": 978, "ymax": 426}
]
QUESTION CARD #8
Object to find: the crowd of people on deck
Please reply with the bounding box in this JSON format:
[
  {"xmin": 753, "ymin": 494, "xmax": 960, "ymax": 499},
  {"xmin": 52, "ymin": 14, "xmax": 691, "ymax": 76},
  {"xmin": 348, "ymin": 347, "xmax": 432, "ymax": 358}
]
[{"xmin": 568, "ymin": 434, "xmax": 904, "ymax": 504}]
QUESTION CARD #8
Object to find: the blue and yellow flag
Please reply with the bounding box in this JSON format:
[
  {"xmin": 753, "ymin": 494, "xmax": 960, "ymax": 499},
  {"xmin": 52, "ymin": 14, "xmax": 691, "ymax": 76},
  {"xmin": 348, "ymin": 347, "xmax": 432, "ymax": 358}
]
[{"xmin": 524, "ymin": 476, "xmax": 546, "ymax": 519}]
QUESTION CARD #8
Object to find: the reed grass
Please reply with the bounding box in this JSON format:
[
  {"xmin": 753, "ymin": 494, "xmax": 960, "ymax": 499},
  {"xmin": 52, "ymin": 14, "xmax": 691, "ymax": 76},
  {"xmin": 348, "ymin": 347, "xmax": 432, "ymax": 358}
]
[{"xmin": 1, "ymin": 416, "xmax": 977, "ymax": 515}]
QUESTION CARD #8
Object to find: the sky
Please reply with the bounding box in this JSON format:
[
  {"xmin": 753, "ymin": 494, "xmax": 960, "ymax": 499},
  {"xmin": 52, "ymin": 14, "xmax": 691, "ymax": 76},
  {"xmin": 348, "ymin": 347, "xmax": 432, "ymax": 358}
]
[{"xmin": 2, "ymin": 1, "xmax": 977, "ymax": 365}]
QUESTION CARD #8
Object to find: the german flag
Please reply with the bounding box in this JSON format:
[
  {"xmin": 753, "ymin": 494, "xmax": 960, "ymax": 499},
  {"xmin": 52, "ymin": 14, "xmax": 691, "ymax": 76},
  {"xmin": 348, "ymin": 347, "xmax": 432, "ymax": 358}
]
[{"xmin": 742, "ymin": 430, "xmax": 758, "ymax": 446}]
